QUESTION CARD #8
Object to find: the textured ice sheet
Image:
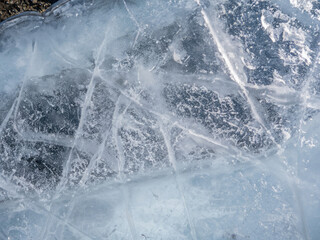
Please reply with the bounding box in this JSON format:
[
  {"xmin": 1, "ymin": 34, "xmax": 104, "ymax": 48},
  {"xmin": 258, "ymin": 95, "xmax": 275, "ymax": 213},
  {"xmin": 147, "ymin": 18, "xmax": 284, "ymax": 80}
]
[{"xmin": 0, "ymin": 0, "xmax": 319, "ymax": 239}]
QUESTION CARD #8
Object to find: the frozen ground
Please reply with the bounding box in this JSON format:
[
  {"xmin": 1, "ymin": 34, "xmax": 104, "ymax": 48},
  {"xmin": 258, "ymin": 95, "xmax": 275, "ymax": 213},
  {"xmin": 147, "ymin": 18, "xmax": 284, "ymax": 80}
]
[{"xmin": 0, "ymin": 0, "xmax": 319, "ymax": 239}]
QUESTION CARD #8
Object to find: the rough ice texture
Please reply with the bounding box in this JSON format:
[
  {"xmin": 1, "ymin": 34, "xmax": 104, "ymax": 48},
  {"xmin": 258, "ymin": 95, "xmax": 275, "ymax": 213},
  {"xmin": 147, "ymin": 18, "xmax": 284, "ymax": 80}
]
[{"xmin": 0, "ymin": 0, "xmax": 319, "ymax": 239}]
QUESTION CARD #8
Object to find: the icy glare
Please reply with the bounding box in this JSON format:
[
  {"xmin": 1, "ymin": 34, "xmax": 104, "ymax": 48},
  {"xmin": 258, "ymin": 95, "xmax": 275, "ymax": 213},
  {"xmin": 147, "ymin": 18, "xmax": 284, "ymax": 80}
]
[{"xmin": 0, "ymin": 0, "xmax": 320, "ymax": 239}]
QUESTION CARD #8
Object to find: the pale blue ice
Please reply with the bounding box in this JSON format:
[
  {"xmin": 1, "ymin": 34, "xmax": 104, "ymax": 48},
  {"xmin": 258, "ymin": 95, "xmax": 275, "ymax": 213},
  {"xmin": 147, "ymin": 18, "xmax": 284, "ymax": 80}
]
[{"xmin": 0, "ymin": 0, "xmax": 319, "ymax": 239}]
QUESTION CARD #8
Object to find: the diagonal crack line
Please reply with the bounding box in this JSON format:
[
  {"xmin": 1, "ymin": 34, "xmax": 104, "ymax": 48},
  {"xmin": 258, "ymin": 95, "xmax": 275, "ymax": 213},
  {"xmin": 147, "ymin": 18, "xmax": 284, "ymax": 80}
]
[
  {"xmin": 112, "ymin": 96, "xmax": 138, "ymax": 240},
  {"xmin": 160, "ymin": 123, "xmax": 198, "ymax": 240},
  {"xmin": 123, "ymin": 0, "xmax": 141, "ymax": 47},
  {"xmin": 29, "ymin": 201, "xmax": 95, "ymax": 240},
  {"xmin": 98, "ymin": 72, "xmax": 231, "ymax": 151},
  {"xmin": 193, "ymin": 1, "xmax": 272, "ymax": 137},
  {"xmin": 56, "ymin": 23, "xmax": 112, "ymax": 194},
  {"xmin": 0, "ymin": 99, "xmax": 17, "ymax": 137}
]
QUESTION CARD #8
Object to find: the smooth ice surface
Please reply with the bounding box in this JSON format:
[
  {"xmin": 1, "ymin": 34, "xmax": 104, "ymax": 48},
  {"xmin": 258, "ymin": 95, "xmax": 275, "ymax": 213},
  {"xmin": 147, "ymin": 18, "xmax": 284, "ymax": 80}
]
[{"xmin": 0, "ymin": 0, "xmax": 320, "ymax": 239}]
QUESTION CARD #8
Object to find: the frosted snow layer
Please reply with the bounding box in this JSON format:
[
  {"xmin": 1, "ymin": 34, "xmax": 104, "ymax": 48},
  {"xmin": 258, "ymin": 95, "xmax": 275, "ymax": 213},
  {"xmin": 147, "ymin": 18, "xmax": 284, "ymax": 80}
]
[{"xmin": 0, "ymin": 0, "xmax": 319, "ymax": 239}]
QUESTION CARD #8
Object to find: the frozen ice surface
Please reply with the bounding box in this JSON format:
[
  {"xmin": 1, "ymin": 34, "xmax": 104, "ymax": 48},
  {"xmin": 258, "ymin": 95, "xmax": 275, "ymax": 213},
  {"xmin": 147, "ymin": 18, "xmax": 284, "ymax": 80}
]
[{"xmin": 0, "ymin": 0, "xmax": 319, "ymax": 239}]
